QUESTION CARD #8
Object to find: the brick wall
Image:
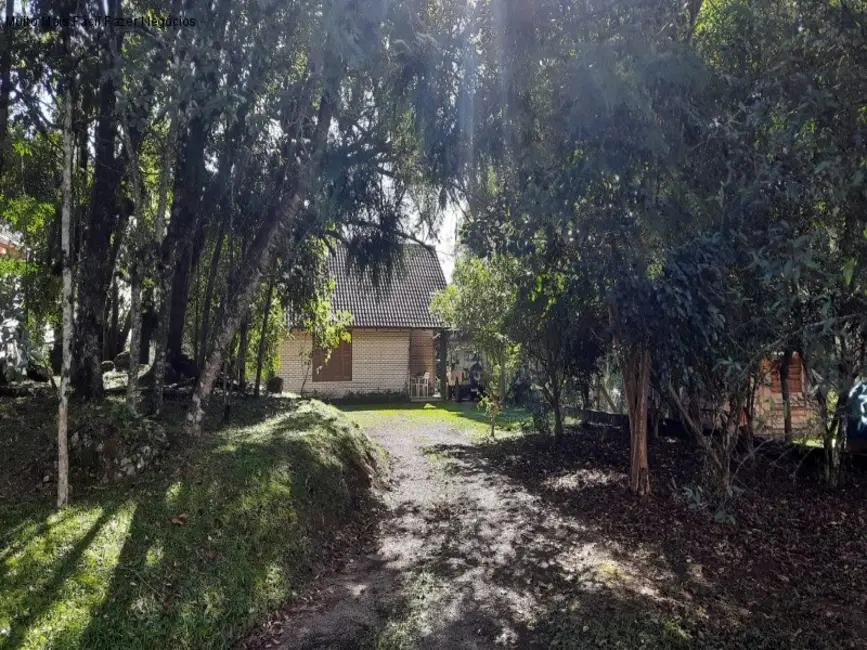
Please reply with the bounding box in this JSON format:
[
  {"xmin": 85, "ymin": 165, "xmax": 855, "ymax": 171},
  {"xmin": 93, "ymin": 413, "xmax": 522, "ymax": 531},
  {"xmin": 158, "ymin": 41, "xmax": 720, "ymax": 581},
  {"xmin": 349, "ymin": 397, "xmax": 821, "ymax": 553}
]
[
  {"xmin": 754, "ymin": 358, "xmax": 821, "ymax": 437},
  {"xmin": 276, "ymin": 328, "xmax": 411, "ymax": 398},
  {"xmin": 409, "ymin": 329, "xmax": 435, "ymax": 378}
]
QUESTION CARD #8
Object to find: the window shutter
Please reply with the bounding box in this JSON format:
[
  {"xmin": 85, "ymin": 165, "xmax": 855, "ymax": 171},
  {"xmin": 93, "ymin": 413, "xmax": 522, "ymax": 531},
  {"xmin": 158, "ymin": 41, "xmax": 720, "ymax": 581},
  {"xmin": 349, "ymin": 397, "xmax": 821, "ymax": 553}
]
[{"xmin": 312, "ymin": 335, "xmax": 352, "ymax": 382}]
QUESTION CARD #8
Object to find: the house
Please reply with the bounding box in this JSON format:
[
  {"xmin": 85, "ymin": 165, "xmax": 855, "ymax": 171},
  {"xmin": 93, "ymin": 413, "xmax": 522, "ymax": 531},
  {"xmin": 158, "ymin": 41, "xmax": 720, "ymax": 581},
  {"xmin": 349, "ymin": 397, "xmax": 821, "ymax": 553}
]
[
  {"xmin": 275, "ymin": 244, "xmax": 448, "ymax": 399},
  {"xmin": 754, "ymin": 353, "xmax": 820, "ymax": 437},
  {"xmin": 684, "ymin": 353, "xmax": 820, "ymax": 438},
  {"xmin": 0, "ymin": 222, "xmax": 22, "ymax": 257}
]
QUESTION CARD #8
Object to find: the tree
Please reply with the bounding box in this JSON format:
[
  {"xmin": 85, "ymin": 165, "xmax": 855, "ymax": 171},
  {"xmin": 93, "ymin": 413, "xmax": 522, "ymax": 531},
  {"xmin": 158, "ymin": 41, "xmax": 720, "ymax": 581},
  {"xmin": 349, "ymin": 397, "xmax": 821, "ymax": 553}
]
[
  {"xmin": 431, "ymin": 255, "xmax": 515, "ymax": 405},
  {"xmin": 57, "ymin": 39, "xmax": 74, "ymax": 507}
]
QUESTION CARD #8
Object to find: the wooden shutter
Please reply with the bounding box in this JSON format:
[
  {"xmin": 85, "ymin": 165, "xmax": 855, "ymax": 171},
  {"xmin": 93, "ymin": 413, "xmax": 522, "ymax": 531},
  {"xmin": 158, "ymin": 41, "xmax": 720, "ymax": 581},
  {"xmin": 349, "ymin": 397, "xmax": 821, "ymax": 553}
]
[
  {"xmin": 768, "ymin": 355, "xmax": 803, "ymax": 394},
  {"xmin": 312, "ymin": 335, "xmax": 352, "ymax": 382},
  {"xmin": 788, "ymin": 356, "xmax": 803, "ymax": 393}
]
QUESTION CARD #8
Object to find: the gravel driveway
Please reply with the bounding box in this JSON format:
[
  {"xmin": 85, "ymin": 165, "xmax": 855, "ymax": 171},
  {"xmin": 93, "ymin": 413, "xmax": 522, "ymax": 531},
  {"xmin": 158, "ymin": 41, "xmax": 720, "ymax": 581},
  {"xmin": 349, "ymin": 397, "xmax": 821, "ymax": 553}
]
[{"xmin": 266, "ymin": 409, "xmax": 614, "ymax": 650}]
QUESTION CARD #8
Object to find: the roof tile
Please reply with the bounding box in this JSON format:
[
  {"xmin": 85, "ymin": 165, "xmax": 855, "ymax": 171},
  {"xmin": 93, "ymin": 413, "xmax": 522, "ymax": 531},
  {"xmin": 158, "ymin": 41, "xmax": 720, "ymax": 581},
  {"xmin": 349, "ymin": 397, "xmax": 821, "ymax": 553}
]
[{"xmin": 330, "ymin": 244, "xmax": 447, "ymax": 329}]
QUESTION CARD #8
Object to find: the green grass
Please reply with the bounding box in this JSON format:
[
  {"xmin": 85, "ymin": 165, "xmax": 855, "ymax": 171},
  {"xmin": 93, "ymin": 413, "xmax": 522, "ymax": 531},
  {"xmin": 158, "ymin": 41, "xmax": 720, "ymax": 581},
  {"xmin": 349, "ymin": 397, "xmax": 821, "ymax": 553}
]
[
  {"xmin": 0, "ymin": 398, "xmax": 385, "ymax": 650},
  {"xmin": 340, "ymin": 401, "xmax": 528, "ymax": 441}
]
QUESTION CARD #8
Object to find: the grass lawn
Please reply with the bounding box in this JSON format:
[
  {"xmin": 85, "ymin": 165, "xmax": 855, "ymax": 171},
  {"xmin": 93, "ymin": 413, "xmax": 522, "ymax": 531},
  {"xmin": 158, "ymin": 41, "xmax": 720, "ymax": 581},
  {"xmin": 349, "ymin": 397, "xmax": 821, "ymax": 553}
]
[
  {"xmin": 0, "ymin": 397, "xmax": 385, "ymax": 650},
  {"xmin": 340, "ymin": 400, "xmax": 528, "ymax": 440}
]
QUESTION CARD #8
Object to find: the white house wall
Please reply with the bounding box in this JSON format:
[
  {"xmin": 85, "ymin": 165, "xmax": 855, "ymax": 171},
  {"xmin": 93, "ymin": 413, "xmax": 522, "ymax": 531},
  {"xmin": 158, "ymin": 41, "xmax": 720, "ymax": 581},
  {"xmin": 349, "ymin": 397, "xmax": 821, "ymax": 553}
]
[{"xmin": 276, "ymin": 329, "xmax": 412, "ymax": 398}]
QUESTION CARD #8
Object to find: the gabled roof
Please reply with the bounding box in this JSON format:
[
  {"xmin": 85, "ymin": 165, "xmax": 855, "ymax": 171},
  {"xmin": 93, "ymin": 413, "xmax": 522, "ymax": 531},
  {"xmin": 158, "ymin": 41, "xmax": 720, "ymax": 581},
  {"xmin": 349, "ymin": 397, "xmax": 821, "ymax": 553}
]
[{"xmin": 329, "ymin": 244, "xmax": 447, "ymax": 329}]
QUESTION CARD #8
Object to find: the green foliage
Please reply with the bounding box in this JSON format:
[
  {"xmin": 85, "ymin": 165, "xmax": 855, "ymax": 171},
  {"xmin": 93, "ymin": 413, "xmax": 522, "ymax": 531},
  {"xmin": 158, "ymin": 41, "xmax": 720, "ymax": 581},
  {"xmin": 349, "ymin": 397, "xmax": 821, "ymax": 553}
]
[{"xmin": 0, "ymin": 398, "xmax": 385, "ymax": 649}]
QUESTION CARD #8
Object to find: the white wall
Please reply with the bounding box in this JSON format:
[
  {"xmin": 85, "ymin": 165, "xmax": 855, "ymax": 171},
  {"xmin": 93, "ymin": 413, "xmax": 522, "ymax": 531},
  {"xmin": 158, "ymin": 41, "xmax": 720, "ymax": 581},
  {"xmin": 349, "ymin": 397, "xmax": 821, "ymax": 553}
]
[{"xmin": 276, "ymin": 329, "xmax": 412, "ymax": 398}]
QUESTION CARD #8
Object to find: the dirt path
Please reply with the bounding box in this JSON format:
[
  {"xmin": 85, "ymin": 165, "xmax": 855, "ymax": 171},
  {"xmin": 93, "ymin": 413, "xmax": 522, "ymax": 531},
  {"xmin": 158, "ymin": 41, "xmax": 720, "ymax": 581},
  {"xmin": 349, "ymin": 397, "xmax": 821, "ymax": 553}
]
[{"xmin": 266, "ymin": 413, "xmax": 614, "ymax": 649}]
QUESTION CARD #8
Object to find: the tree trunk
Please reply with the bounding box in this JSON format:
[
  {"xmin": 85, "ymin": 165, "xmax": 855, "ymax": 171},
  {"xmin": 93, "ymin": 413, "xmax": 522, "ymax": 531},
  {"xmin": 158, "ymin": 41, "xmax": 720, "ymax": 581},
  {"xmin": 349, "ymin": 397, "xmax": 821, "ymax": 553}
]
[
  {"xmin": 238, "ymin": 314, "xmax": 249, "ymax": 391},
  {"xmin": 105, "ymin": 279, "xmax": 119, "ymax": 359},
  {"xmin": 649, "ymin": 390, "xmax": 660, "ymax": 441},
  {"xmin": 437, "ymin": 330, "xmax": 449, "ymax": 401},
  {"xmin": 152, "ymin": 261, "xmax": 172, "ymax": 415},
  {"xmin": 58, "ymin": 72, "xmax": 74, "ymax": 507},
  {"xmin": 163, "ymin": 111, "xmax": 209, "ymax": 364},
  {"xmin": 186, "ymin": 69, "xmax": 340, "ymax": 434},
  {"xmin": 0, "ymin": 0, "xmax": 14, "ymax": 174},
  {"xmin": 197, "ymin": 210, "xmax": 230, "ymax": 369},
  {"xmin": 187, "ymin": 195, "xmax": 302, "ymax": 433},
  {"xmin": 599, "ymin": 380, "xmax": 618, "ymax": 413},
  {"xmin": 127, "ymin": 264, "xmax": 142, "ymax": 410},
  {"xmin": 72, "ymin": 0, "xmax": 124, "ymax": 399},
  {"xmin": 780, "ymin": 349, "xmax": 793, "ymax": 442},
  {"xmin": 167, "ymin": 242, "xmax": 194, "ymax": 360},
  {"xmin": 498, "ymin": 348, "xmax": 507, "ymax": 405},
  {"xmin": 825, "ymin": 416, "xmax": 845, "ymax": 488},
  {"xmin": 553, "ymin": 398, "xmax": 564, "ymax": 441},
  {"xmin": 139, "ymin": 288, "xmax": 155, "ymax": 364},
  {"xmin": 254, "ymin": 274, "xmax": 276, "ymax": 398},
  {"xmin": 623, "ymin": 345, "xmax": 651, "ymax": 495},
  {"xmin": 824, "ymin": 384, "xmax": 851, "ymax": 488},
  {"xmin": 150, "ymin": 109, "xmax": 178, "ymax": 414}
]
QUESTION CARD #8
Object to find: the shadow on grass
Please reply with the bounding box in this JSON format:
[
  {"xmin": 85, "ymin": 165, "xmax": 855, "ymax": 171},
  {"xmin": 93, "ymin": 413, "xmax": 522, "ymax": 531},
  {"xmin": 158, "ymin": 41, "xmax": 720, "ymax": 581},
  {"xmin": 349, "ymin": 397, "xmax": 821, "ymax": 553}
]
[{"xmin": 0, "ymin": 397, "xmax": 383, "ymax": 650}]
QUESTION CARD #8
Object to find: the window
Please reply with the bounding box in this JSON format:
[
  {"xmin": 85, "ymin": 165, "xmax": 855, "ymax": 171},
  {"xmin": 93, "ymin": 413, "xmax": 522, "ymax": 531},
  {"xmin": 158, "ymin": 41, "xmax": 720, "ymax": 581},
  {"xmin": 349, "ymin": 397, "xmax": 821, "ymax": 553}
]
[{"xmin": 312, "ymin": 335, "xmax": 352, "ymax": 382}]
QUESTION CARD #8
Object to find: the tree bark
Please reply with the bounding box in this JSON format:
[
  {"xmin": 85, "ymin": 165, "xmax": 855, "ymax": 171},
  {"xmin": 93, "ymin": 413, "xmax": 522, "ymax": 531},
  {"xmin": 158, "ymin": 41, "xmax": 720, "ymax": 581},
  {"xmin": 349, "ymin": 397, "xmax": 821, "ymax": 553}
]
[
  {"xmin": 163, "ymin": 0, "xmax": 234, "ymax": 362},
  {"xmin": 105, "ymin": 279, "xmax": 119, "ymax": 359},
  {"xmin": 167, "ymin": 238, "xmax": 195, "ymax": 360},
  {"xmin": 186, "ymin": 70, "xmax": 340, "ymax": 434},
  {"xmin": 197, "ymin": 209, "xmax": 230, "ymax": 369},
  {"xmin": 0, "ymin": 0, "xmax": 14, "ymax": 174},
  {"xmin": 72, "ymin": 0, "xmax": 124, "ymax": 399},
  {"xmin": 623, "ymin": 345, "xmax": 651, "ymax": 495},
  {"xmin": 824, "ymin": 379, "xmax": 852, "ymax": 488},
  {"xmin": 553, "ymin": 397, "xmax": 564, "ymax": 441},
  {"xmin": 150, "ymin": 103, "xmax": 178, "ymax": 415},
  {"xmin": 779, "ymin": 349, "xmax": 793, "ymax": 442},
  {"xmin": 127, "ymin": 265, "xmax": 142, "ymax": 409},
  {"xmin": 238, "ymin": 314, "xmax": 249, "ymax": 391},
  {"xmin": 58, "ymin": 70, "xmax": 74, "ymax": 507},
  {"xmin": 438, "ymin": 330, "xmax": 449, "ymax": 400},
  {"xmin": 187, "ymin": 194, "xmax": 302, "ymax": 433},
  {"xmin": 139, "ymin": 287, "xmax": 155, "ymax": 364},
  {"xmin": 498, "ymin": 348, "xmax": 507, "ymax": 405},
  {"xmin": 599, "ymin": 380, "xmax": 618, "ymax": 413},
  {"xmin": 254, "ymin": 274, "xmax": 276, "ymax": 398}
]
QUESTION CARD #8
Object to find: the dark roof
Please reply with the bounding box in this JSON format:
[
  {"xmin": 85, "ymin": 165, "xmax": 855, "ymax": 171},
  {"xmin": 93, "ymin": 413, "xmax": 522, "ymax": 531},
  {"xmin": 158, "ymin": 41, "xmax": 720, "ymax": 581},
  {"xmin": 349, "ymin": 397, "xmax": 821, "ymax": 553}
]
[{"xmin": 329, "ymin": 244, "xmax": 447, "ymax": 329}]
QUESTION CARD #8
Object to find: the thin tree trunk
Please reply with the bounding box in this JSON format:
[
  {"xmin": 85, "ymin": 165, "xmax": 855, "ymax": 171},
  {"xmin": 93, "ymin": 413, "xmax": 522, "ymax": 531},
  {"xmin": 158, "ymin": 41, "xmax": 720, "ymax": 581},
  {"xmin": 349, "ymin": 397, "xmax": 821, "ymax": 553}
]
[
  {"xmin": 599, "ymin": 380, "xmax": 618, "ymax": 413},
  {"xmin": 186, "ymin": 209, "xmax": 298, "ymax": 432},
  {"xmin": 139, "ymin": 287, "xmax": 154, "ymax": 364},
  {"xmin": 197, "ymin": 210, "xmax": 230, "ymax": 369},
  {"xmin": 0, "ymin": 0, "xmax": 14, "ymax": 174},
  {"xmin": 649, "ymin": 389, "xmax": 660, "ymax": 441},
  {"xmin": 72, "ymin": 0, "xmax": 124, "ymax": 399},
  {"xmin": 623, "ymin": 345, "xmax": 651, "ymax": 495},
  {"xmin": 238, "ymin": 314, "xmax": 249, "ymax": 391},
  {"xmin": 825, "ymin": 416, "xmax": 845, "ymax": 488},
  {"xmin": 779, "ymin": 349, "xmax": 793, "ymax": 442},
  {"xmin": 825, "ymin": 380, "xmax": 851, "ymax": 487},
  {"xmin": 167, "ymin": 243, "xmax": 194, "ymax": 360},
  {"xmin": 186, "ymin": 70, "xmax": 339, "ymax": 434},
  {"xmin": 553, "ymin": 398, "xmax": 564, "ymax": 441},
  {"xmin": 108, "ymin": 28, "xmax": 147, "ymax": 413},
  {"xmin": 127, "ymin": 265, "xmax": 142, "ymax": 409},
  {"xmin": 58, "ymin": 73, "xmax": 74, "ymax": 507},
  {"xmin": 107, "ymin": 279, "xmax": 119, "ymax": 359},
  {"xmin": 254, "ymin": 274, "xmax": 275, "ymax": 398},
  {"xmin": 151, "ymin": 97, "xmax": 179, "ymax": 416}
]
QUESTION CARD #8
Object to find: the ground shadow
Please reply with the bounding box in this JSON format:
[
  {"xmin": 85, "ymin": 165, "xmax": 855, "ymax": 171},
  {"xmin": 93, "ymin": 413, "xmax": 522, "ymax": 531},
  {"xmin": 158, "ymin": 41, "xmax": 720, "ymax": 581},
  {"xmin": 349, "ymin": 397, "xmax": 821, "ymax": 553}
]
[{"xmin": 418, "ymin": 426, "xmax": 867, "ymax": 648}]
